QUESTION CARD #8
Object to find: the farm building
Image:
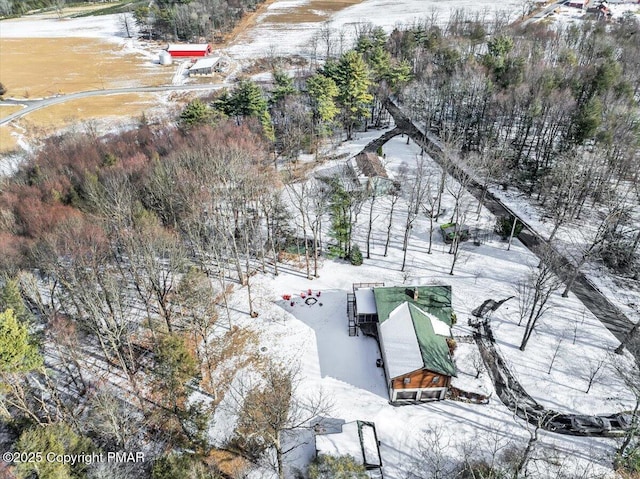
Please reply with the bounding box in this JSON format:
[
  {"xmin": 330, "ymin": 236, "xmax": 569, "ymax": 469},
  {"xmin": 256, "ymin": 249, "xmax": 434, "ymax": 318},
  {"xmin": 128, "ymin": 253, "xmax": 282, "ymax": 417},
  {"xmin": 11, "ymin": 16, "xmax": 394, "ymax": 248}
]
[
  {"xmin": 166, "ymin": 44, "xmax": 212, "ymax": 57},
  {"xmin": 348, "ymin": 284, "xmax": 457, "ymax": 403},
  {"xmin": 188, "ymin": 57, "xmax": 221, "ymax": 76},
  {"xmin": 567, "ymin": 0, "xmax": 587, "ymax": 8}
]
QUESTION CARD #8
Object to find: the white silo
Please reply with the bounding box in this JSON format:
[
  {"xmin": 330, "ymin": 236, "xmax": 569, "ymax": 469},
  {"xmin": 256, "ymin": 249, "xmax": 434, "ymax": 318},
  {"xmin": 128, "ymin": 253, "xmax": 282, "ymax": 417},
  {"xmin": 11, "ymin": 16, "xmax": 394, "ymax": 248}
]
[{"xmin": 159, "ymin": 50, "xmax": 173, "ymax": 66}]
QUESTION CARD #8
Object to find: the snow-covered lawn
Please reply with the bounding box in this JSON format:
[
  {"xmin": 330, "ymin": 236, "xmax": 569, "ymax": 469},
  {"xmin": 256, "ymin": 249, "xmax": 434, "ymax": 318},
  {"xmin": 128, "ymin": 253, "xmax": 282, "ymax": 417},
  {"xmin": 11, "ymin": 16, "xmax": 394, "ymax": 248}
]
[{"xmin": 216, "ymin": 130, "xmax": 632, "ymax": 478}]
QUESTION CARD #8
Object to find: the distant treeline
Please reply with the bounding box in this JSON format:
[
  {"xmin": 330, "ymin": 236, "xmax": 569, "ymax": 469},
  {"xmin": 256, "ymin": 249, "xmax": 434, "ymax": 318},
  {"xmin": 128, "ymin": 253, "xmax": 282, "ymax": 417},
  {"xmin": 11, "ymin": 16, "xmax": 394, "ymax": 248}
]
[{"xmin": 134, "ymin": 0, "xmax": 267, "ymax": 42}]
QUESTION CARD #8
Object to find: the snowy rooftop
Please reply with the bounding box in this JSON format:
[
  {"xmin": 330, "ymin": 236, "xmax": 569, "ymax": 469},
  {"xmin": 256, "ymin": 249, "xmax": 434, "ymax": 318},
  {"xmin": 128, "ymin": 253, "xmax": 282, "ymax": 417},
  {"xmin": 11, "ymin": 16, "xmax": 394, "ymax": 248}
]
[
  {"xmin": 354, "ymin": 288, "xmax": 377, "ymax": 315},
  {"xmin": 190, "ymin": 57, "xmax": 220, "ymax": 70},
  {"xmin": 315, "ymin": 420, "xmax": 381, "ymax": 468},
  {"xmin": 380, "ymin": 303, "xmax": 425, "ymax": 379},
  {"xmin": 316, "ymin": 421, "xmax": 362, "ymax": 463}
]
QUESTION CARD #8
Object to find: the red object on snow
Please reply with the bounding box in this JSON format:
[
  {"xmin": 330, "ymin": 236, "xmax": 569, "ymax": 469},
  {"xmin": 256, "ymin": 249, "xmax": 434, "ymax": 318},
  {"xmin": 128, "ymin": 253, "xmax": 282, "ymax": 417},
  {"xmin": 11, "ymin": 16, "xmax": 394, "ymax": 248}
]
[
  {"xmin": 282, "ymin": 294, "xmax": 291, "ymax": 300},
  {"xmin": 308, "ymin": 288, "xmax": 312, "ymax": 295},
  {"xmin": 300, "ymin": 293, "xmax": 306, "ymax": 298}
]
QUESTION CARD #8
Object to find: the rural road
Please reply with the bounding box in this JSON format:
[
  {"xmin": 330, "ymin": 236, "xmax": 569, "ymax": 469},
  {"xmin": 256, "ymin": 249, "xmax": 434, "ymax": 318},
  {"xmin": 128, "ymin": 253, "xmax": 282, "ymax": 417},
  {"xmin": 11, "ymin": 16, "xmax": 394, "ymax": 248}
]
[
  {"xmin": 520, "ymin": 0, "xmax": 567, "ymax": 27},
  {"xmin": 0, "ymin": 83, "xmax": 226, "ymax": 126},
  {"xmin": 382, "ymin": 97, "xmax": 634, "ymax": 346}
]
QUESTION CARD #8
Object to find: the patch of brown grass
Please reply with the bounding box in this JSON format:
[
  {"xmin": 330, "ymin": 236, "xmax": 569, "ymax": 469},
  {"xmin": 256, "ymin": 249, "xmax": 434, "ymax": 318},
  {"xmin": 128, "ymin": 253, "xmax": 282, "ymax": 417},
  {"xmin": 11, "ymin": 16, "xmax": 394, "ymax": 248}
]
[
  {"xmin": 0, "ymin": 37, "xmax": 170, "ymax": 98},
  {"xmin": 206, "ymin": 449, "xmax": 252, "ymax": 477},
  {"xmin": 0, "ymin": 105, "xmax": 23, "ymax": 116},
  {"xmin": 203, "ymin": 325, "xmax": 262, "ymax": 406},
  {"xmin": 0, "ymin": 127, "xmax": 19, "ymax": 152},
  {"xmin": 259, "ymin": 0, "xmax": 363, "ymax": 24},
  {"xmin": 16, "ymin": 93, "xmax": 159, "ymax": 133}
]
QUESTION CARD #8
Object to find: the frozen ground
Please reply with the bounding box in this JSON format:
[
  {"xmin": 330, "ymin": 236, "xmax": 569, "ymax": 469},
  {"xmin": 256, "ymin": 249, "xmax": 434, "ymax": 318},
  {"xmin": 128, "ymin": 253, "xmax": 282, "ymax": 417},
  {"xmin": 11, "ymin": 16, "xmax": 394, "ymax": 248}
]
[
  {"xmin": 490, "ymin": 184, "xmax": 640, "ymax": 332},
  {"xmin": 213, "ymin": 130, "xmax": 631, "ymax": 478},
  {"xmin": 227, "ymin": 0, "xmax": 525, "ymax": 59}
]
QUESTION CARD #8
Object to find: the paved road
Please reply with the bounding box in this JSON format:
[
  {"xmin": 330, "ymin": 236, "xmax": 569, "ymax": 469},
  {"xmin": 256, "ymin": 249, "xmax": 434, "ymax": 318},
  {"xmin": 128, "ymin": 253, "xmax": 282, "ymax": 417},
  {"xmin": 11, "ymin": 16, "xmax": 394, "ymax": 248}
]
[
  {"xmin": 0, "ymin": 83, "xmax": 226, "ymax": 126},
  {"xmin": 520, "ymin": 0, "xmax": 567, "ymax": 27},
  {"xmin": 382, "ymin": 97, "xmax": 633, "ymax": 345}
]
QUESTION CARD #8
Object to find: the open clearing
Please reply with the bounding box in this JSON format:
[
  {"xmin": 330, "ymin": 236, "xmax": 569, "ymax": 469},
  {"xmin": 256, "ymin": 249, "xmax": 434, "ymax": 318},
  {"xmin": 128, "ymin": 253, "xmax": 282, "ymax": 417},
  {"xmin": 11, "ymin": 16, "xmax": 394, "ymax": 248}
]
[{"xmin": 0, "ymin": 37, "xmax": 170, "ymax": 99}]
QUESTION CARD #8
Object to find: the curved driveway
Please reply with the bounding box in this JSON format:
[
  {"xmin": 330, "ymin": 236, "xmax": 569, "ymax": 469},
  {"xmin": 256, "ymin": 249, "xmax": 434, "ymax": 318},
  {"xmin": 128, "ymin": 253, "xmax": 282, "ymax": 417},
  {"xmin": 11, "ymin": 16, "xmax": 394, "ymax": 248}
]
[{"xmin": 0, "ymin": 83, "xmax": 226, "ymax": 126}]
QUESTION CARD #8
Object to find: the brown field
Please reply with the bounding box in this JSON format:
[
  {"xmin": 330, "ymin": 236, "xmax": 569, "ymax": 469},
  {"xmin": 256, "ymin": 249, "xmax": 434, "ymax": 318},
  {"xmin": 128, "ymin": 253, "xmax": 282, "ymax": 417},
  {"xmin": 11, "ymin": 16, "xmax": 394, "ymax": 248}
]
[
  {"xmin": 0, "ymin": 127, "xmax": 19, "ymax": 152},
  {"xmin": 266, "ymin": 0, "xmax": 363, "ymax": 23},
  {"xmin": 20, "ymin": 93, "xmax": 160, "ymax": 130},
  {"xmin": 0, "ymin": 37, "xmax": 171, "ymax": 99},
  {"xmin": 0, "ymin": 0, "xmax": 366, "ymax": 150},
  {"xmin": 0, "ymin": 105, "xmax": 24, "ymax": 116}
]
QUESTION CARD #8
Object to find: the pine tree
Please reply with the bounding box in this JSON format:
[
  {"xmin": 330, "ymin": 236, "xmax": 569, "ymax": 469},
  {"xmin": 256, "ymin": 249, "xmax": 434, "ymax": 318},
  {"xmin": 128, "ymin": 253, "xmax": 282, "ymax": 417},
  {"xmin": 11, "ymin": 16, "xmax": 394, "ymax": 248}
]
[
  {"xmin": 0, "ymin": 309, "xmax": 41, "ymax": 374},
  {"xmin": 0, "ymin": 278, "xmax": 29, "ymax": 323},
  {"xmin": 271, "ymin": 69, "xmax": 296, "ymax": 104},
  {"xmin": 15, "ymin": 423, "xmax": 93, "ymax": 479},
  {"xmin": 179, "ymin": 98, "xmax": 213, "ymax": 128},
  {"xmin": 215, "ymin": 80, "xmax": 275, "ymax": 141},
  {"xmin": 324, "ymin": 51, "xmax": 373, "ymax": 140},
  {"xmin": 307, "ymin": 74, "xmax": 339, "ymax": 127}
]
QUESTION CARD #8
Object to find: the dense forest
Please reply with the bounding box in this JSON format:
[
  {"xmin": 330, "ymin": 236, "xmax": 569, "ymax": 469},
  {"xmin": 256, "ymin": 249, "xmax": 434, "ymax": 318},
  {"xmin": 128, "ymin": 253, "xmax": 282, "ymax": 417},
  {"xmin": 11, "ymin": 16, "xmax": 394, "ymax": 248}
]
[{"xmin": 1, "ymin": 8, "xmax": 639, "ymax": 479}]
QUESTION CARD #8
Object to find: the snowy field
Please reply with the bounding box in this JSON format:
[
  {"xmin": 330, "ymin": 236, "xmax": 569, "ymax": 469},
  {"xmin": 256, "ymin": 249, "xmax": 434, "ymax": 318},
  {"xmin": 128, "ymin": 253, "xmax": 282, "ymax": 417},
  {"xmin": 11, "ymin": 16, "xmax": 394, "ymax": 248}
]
[
  {"xmin": 213, "ymin": 130, "xmax": 633, "ymax": 478},
  {"xmin": 227, "ymin": 0, "xmax": 525, "ymax": 58}
]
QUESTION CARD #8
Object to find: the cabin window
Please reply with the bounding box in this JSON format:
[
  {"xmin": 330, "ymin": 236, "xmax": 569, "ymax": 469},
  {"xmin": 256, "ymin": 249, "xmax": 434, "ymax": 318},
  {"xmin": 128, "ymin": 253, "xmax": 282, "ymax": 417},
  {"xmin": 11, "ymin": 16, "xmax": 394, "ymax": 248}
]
[
  {"xmin": 403, "ymin": 377, "xmax": 411, "ymax": 385},
  {"xmin": 395, "ymin": 390, "xmax": 417, "ymax": 401},
  {"xmin": 431, "ymin": 376, "xmax": 440, "ymax": 383}
]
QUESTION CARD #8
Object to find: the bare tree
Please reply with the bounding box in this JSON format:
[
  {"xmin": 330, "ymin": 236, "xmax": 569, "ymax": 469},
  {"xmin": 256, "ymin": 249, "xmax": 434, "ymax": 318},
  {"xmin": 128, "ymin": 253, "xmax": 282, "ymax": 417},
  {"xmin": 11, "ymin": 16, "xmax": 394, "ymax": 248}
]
[
  {"xmin": 517, "ymin": 249, "xmax": 562, "ymax": 351},
  {"xmin": 583, "ymin": 356, "xmax": 605, "ymax": 394},
  {"xmin": 401, "ymin": 157, "xmax": 431, "ymax": 271},
  {"xmin": 229, "ymin": 361, "xmax": 332, "ymax": 479},
  {"xmin": 384, "ymin": 183, "xmax": 401, "ymax": 257}
]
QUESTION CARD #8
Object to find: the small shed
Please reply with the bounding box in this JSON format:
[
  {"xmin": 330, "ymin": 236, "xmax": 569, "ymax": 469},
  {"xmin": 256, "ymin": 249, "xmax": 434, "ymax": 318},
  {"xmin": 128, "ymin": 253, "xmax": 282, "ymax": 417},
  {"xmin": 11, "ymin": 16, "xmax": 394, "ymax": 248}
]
[
  {"xmin": 166, "ymin": 43, "xmax": 212, "ymax": 57},
  {"xmin": 189, "ymin": 57, "xmax": 221, "ymax": 76},
  {"xmin": 349, "ymin": 152, "xmax": 395, "ymax": 194},
  {"xmin": 315, "ymin": 420, "xmax": 383, "ymax": 473}
]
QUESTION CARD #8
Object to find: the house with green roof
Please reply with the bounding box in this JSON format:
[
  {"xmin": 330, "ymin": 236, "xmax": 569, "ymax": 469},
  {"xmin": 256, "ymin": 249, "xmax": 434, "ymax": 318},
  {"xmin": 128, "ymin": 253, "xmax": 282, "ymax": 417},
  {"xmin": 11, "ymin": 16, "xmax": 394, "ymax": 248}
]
[{"xmin": 349, "ymin": 284, "xmax": 457, "ymax": 403}]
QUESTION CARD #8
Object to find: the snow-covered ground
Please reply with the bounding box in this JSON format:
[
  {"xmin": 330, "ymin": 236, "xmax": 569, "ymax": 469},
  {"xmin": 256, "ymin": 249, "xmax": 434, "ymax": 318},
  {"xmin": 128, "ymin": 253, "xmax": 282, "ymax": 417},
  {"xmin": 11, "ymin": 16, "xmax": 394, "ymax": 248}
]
[
  {"xmin": 490, "ymin": 184, "xmax": 640, "ymax": 330},
  {"xmin": 227, "ymin": 0, "xmax": 525, "ymax": 59},
  {"xmin": 213, "ymin": 130, "xmax": 632, "ymax": 478},
  {"xmin": 543, "ymin": 1, "xmax": 640, "ymax": 26}
]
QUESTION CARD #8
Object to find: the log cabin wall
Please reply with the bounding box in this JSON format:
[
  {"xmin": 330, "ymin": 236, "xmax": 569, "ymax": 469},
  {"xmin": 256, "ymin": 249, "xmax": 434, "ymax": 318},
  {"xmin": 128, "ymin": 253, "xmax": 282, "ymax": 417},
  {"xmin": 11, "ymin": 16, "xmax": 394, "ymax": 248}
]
[{"xmin": 392, "ymin": 369, "xmax": 451, "ymax": 390}]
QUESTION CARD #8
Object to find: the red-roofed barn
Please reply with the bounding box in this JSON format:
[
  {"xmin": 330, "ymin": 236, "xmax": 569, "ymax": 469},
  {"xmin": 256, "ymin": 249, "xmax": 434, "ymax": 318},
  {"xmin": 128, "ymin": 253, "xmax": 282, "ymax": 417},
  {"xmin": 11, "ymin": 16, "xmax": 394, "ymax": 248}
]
[{"xmin": 166, "ymin": 44, "xmax": 212, "ymax": 57}]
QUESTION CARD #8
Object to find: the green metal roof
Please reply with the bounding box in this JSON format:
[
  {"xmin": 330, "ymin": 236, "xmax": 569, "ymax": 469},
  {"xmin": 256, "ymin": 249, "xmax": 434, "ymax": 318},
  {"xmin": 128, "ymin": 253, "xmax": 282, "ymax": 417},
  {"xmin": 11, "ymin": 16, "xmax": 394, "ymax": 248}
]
[
  {"xmin": 374, "ymin": 286, "xmax": 456, "ymax": 378},
  {"xmin": 373, "ymin": 286, "xmax": 452, "ymax": 326},
  {"xmin": 407, "ymin": 303, "xmax": 457, "ymax": 377}
]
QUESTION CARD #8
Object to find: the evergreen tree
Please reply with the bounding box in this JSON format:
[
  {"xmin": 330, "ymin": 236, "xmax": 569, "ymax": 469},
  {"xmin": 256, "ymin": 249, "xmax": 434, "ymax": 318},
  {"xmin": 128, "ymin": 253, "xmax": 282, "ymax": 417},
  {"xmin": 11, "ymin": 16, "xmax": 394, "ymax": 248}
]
[
  {"xmin": 179, "ymin": 99, "xmax": 213, "ymax": 128},
  {"xmin": 0, "ymin": 309, "xmax": 41, "ymax": 374},
  {"xmin": 0, "ymin": 278, "xmax": 29, "ymax": 323},
  {"xmin": 349, "ymin": 244, "xmax": 363, "ymax": 266},
  {"xmin": 308, "ymin": 454, "xmax": 368, "ymax": 479},
  {"xmin": 215, "ymin": 80, "xmax": 275, "ymax": 141},
  {"xmin": 271, "ymin": 69, "xmax": 296, "ymax": 104},
  {"xmin": 15, "ymin": 423, "xmax": 93, "ymax": 479},
  {"xmin": 323, "ymin": 51, "xmax": 373, "ymax": 140},
  {"xmin": 307, "ymin": 74, "xmax": 339, "ymax": 126}
]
